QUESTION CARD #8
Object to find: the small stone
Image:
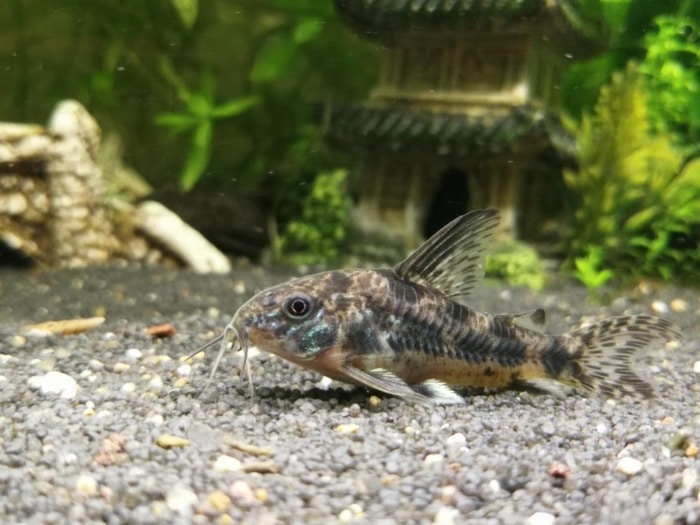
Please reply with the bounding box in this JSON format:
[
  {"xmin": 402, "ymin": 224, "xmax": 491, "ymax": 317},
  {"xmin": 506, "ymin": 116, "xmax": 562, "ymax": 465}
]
[
  {"xmin": 541, "ymin": 421, "xmax": 556, "ymax": 436},
  {"xmin": 75, "ymin": 474, "xmax": 98, "ymax": 495},
  {"xmin": 218, "ymin": 515, "xmax": 235, "ymax": 525},
  {"xmin": 682, "ymin": 467, "xmax": 698, "ymax": 490},
  {"xmin": 488, "ymin": 479, "xmax": 501, "ymax": 493},
  {"xmin": 176, "ymin": 364, "xmax": 192, "ymax": 377},
  {"xmin": 156, "ymin": 434, "xmax": 189, "ymax": 449},
  {"xmin": 228, "ymin": 480, "xmax": 257, "ymax": 507},
  {"xmin": 146, "ymin": 323, "xmax": 176, "ymax": 338},
  {"xmin": 693, "ymin": 361, "xmax": 700, "ymax": 374},
  {"xmin": 670, "ymin": 299, "xmax": 688, "ymax": 312},
  {"xmin": 113, "ymin": 362, "xmax": 130, "ymax": 373},
  {"xmin": 445, "ymin": 433, "xmax": 467, "ymax": 457},
  {"xmin": 433, "ymin": 506, "xmax": 458, "ymax": 525},
  {"xmin": 338, "ymin": 509, "xmax": 354, "ymax": 523},
  {"xmin": 424, "ymin": 454, "xmax": 444, "ymax": 466},
  {"xmin": 526, "ymin": 511, "xmax": 556, "ymax": 525},
  {"xmin": 233, "ymin": 280, "xmax": 246, "ymax": 295},
  {"xmin": 368, "ymin": 395, "xmax": 381, "ymax": 407},
  {"xmin": 207, "ymin": 490, "xmax": 231, "ymax": 512},
  {"xmin": 28, "ymin": 371, "xmax": 79, "ymax": 399},
  {"xmin": 686, "ymin": 443, "xmax": 699, "ymax": 457},
  {"xmin": 254, "ymin": 488, "xmax": 268, "ymax": 503},
  {"xmin": 125, "ymin": 348, "xmax": 143, "ymax": 360},
  {"xmin": 174, "ymin": 377, "xmax": 189, "ymax": 388},
  {"xmin": 121, "ymin": 382, "xmax": 137, "ymax": 394},
  {"xmin": 616, "ymin": 456, "xmax": 643, "ymax": 476},
  {"xmin": 439, "ymin": 485, "xmax": 457, "ymax": 505},
  {"xmin": 166, "ymin": 485, "xmax": 197, "ymax": 514},
  {"xmin": 654, "ymin": 514, "xmax": 675, "ymax": 525},
  {"xmin": 214, "ymin": 455, "xmax": 242, "ymax": 472},
  {"xmin": 650, "ymin": 300, "xmax": 669, "ymax": 315},
  {"xmin": 149, "ymin": 375, "xmax": 164, "ymax": 389},
  {"xmin": 335, "ymin": 423, "xmax": 359, "ymax": 434}
]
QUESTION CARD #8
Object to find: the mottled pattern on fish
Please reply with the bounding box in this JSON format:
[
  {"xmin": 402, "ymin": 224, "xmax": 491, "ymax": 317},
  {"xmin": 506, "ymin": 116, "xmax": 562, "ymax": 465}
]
[{"xmin": 195, "ymin": 209, "xmax": 682, "ymax": 404}]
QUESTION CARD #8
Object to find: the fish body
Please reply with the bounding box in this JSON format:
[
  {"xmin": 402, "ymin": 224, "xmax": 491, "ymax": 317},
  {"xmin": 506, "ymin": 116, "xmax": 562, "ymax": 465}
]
[{"xmin": 200, "ymin": 209, "xmax": 681, "ymax": 404}]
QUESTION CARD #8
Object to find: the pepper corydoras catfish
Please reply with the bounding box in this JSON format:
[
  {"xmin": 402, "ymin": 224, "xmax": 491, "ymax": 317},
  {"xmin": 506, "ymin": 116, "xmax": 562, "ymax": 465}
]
[{"xmin": 195, "ymin": 209, "xmax": 681, "ymax": 404}]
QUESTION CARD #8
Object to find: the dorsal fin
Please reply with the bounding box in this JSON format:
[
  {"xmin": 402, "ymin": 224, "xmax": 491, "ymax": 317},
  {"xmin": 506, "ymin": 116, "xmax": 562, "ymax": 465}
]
[{"xmin": 393, "ymin": 208, "xmax": 500, "ymax": 297}]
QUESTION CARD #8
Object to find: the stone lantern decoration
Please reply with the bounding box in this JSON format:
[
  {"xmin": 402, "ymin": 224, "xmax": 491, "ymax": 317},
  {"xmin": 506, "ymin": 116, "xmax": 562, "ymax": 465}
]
[{"xmin": 326, "ymin": 0, "xmax": 608, "ymax": 246}]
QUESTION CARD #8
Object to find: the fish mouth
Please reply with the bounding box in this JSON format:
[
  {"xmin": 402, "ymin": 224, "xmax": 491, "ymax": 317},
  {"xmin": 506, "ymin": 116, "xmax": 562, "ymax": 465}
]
[{"xmin": 187, "ymin": 320, "xmax": 254, "ymax": 395}]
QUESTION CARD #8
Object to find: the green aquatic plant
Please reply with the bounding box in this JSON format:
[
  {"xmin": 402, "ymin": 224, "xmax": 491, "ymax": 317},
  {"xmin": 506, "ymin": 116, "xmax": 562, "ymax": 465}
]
[
  {"xmin": 485, "ymin": 241, "xmax": 546, "ymax": 291},
  {"xmin": 565, "ymin": 63, "xmax": 700, "ymax": 288},
  {"xmin": 273, "ymin": 169, "xmax": 351, "ymax": 266},
  {"xmin": 155, "ymin": 59, "xmax": 258, "ymax": 190},
  {"xmin": 641, "ymin": 14, "xmax": 700, "ymax": 144}
]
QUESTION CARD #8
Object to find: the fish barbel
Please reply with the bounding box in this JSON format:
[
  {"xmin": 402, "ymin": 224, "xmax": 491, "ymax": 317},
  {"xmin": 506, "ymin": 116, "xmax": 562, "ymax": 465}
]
[{"xmin": 191, "ymin": 209, "xmax": 681, "ymax": 404}]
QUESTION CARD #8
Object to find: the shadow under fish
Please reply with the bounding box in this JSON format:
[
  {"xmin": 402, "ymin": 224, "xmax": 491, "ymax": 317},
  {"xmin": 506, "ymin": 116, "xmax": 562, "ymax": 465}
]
[{"xmin": 188, "ymin": 209, "xmax": 682, "ymax": 404}]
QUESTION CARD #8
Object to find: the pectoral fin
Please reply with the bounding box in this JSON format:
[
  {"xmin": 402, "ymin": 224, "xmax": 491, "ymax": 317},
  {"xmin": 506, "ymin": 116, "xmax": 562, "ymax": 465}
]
[{"xmin": 339, "ymin": 366, "xmax": 465, "ymax": 405}]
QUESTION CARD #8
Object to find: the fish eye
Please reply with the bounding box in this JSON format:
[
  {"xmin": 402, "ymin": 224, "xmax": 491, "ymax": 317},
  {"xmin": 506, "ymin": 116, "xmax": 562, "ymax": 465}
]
[{"xmin": 282, "ymin": 294, "xmax": 313, "ymax": 320}]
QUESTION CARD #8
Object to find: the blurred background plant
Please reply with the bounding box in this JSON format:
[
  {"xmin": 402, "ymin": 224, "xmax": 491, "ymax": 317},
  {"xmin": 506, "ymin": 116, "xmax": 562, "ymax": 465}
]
[
  {"xmin": 1, "ymin": 0, "xmax": 699, "ymax": 283},
  {"xmin": 564, "ymin": 64, "xmax": 700, "ymax": 291}
]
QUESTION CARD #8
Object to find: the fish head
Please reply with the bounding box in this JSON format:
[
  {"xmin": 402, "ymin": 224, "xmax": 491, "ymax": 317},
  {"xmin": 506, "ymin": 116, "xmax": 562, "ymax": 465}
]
[{"xmin": 232, "ymin": 271, "xmax": 360, "ymax": 362}]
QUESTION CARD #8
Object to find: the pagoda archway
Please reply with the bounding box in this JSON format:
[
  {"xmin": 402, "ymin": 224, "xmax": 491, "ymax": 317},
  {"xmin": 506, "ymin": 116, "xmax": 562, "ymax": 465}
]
[{"xmin": 423, "ymin": 167, "xmax": 469, "ymax": 238}]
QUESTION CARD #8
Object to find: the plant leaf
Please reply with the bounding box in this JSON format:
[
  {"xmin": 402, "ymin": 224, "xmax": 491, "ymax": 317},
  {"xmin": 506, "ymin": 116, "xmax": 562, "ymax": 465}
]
[
  {"xmin": 154, "ymin": 112, "xmax": 200, "ymax": 133},
  {"xmin": 171, "ymin": 0, "xmax": 198, "ymax": 29},
  {"xmin": 250, "ymin": 37, "xmax": 298, "ymax": 83},
  {"xmin": 180, "ymin": 122, "xmax": 212, "ymax": 191},
  {"xmin": 211, "ymin": 95, "xmax": 259, "ymax": 119},
  {"xmin": 293, "ymin": 18, "xmax": 324, "ymax": 44}
]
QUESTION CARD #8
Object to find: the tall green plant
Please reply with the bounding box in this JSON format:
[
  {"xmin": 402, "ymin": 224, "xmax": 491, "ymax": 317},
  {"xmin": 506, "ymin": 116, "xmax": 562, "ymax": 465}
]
[{"xmin": 565, "ymin": 64, "xmax": 700, "ymax": 289}]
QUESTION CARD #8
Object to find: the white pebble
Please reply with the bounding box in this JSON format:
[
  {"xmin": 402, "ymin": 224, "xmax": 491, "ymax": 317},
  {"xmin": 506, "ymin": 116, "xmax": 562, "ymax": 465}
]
[
  {"xmin": 317, "ymin": 376, "xmax": 334, "ymax": 390},
  {"xmin": 121, "ymin": 382, "xmax": 137, "ymax": 394},
  {"xmin": 526, "ymin": 511, "xmax": 556, "ymax": 525},
  {"xmin": 0, "ymin": 375, "xmax": 7, "ymax": 389},
  {"xmin": 433, "ymin": 506, "xmax": 458, "ymax": 525},
  {"xmin": 424, "ymin": 453, "xmax": 444, "ymax": 466},
  {"xmin": 616, "ymin": 456, "xmax": 643, "ymax": 476},
  {"xmin": 488, "ymin": 479, "xmax": 501, "ymax": 493},
  {"xmin": 650, "ymin": 300, "xmax": 669, "ymax": 315},
  {"xmin": 176, "ymin": 364, "xmax": 192, "ymax": 377},
  {"xmin": 541, "ymin": 421, "xmax": 556, "ymax": 436},
  {"xmin": 693, "ymin": 361, "xmax": 700, "ymax": 374},
  {"xmin": 149, "ymin": 375, "xmax": 164, "ymax": 389},
  {"xmin": 165, "ymin": 485, "xmax": 198, "ymax": 514},
  {"xmin": 229, "ymin": 480, "xmax": 256, "ymax": 506},
  {"xmin": 27, "ymin": 371, "xmax": 79, "ymax": 399},
  {"xmin": 145, "ymin": 413, "xmax": 164, "ymax": 426},
  {"xmin": 596, "ymin": 423, "xmax": 608, "ymax": 434},
  {"xmin": 213, "ymin": 454, "xmax": 242, "ymax": 473},
  {"xmin": 445, "ymin": 433, "xmax": 467, "ymax": 457},
  {"xmin": 125, "ymin": 348, "xmax": 143, "ymax": 360},
  {"xmin": 682, "ymin": 467, "xmax": 698, "ymax": 490},
  {"xmin": 75, "ymin": 473, "xmax": 98, "ymax": 495}
]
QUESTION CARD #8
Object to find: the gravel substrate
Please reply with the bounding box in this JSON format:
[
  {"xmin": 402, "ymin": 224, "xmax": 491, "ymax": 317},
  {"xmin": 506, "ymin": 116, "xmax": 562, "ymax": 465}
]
[{"xmin": 0, "ymin": 266, "xmax": 699, "ymax": 525}]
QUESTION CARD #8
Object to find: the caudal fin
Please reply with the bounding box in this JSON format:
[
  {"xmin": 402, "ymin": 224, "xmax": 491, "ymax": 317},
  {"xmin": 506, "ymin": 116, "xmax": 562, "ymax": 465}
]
[{"xmin": 560, "ymin": 315, "xmax": 681, "ymax": 398}]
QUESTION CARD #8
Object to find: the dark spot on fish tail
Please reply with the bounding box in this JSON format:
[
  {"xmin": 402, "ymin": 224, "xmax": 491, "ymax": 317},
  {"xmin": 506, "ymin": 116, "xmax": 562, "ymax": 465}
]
[{"xmin": 541, "ymin": 340, "xmax": 571, "ymax": 377}]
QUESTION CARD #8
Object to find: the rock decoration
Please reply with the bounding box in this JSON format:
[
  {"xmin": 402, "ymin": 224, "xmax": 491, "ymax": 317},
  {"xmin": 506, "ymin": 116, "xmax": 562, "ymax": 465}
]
[{"xmin": 0, "ymin": 100, "xmax": 230, "ymax": 272}]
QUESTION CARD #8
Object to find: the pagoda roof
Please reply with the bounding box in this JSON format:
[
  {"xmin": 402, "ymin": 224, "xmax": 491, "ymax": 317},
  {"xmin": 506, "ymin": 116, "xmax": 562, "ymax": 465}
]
[
  {"xmin": 334, "ymin": 0, "xmax": 609, "ymax": 57},
  {"xmin": 325, "ymin": 103, "xmax": 576, "ymax": 161}
]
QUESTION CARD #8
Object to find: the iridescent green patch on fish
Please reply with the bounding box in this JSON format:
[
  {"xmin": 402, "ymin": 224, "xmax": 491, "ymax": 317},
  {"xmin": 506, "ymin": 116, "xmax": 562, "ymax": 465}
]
[{"xmin": 191, "ymin": 209, "xmax": 682, "ymax": 404}]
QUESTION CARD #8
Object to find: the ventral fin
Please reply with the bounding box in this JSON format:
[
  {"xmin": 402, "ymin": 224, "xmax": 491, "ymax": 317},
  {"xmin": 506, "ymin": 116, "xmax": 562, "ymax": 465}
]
[
  {"xmin": 393, "ymin": 209, "xmax": 500, "ymax": 298},
  {"xmin": 340, "ymin": 366, "xmax": 433, "ymax": 404},
  {"xmin": 412, "ymin": 379, "xmax": 466, "ymax": 405},
  {"xmin": 494, "ymin": 308, "xmax": 546, "ymax": 332}
]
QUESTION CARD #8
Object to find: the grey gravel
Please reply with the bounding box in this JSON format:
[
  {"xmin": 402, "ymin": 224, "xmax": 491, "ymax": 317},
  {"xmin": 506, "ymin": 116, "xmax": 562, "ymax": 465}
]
[{"xmin": 0, "ymin": 266, "xmax": 699, "ymax": 525}]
